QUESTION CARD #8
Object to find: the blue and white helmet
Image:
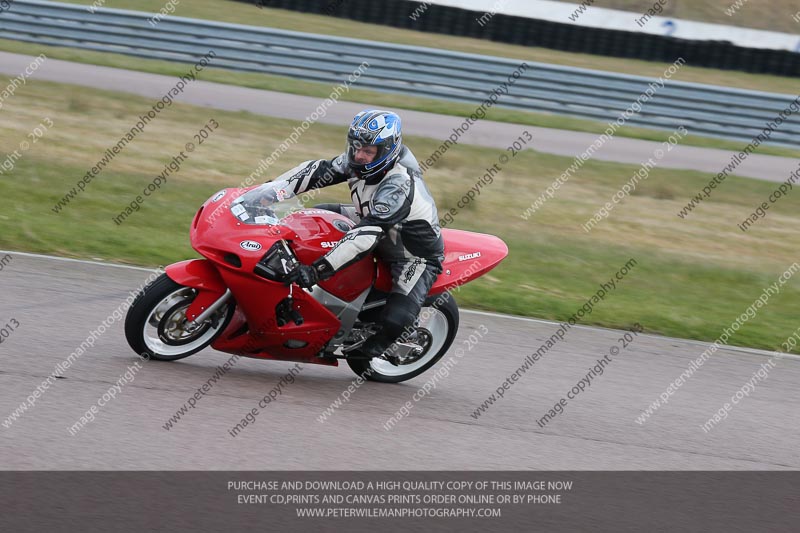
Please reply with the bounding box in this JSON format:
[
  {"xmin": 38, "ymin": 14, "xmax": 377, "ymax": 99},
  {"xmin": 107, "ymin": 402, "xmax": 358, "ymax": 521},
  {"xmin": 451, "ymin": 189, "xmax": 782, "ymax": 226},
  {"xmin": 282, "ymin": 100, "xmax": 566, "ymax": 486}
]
[{"xmin": 346, "ymin": 109, "xmax": 402, "ymax": 180}]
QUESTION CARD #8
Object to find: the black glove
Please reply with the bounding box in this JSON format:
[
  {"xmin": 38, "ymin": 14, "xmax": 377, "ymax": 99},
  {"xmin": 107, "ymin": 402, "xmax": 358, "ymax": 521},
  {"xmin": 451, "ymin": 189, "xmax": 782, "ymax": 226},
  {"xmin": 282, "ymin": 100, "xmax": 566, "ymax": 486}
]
[
  {"xmin": 289, "ymin": 258, "xmax": 335, "ymax": 288},
  {"xmin": 289, "ymin": 264, "xmax": 319, "ymax": 288}
]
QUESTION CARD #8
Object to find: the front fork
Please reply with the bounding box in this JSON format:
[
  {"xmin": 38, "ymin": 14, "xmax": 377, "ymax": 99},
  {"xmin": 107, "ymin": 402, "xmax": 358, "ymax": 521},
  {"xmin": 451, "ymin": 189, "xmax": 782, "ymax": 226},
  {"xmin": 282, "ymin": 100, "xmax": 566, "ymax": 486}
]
[
  {"xmin": 189, "ymin": 289, "xmax": 232, "ymax": 329},
  {"xmin": 165, "ymin": 259, "xmax": 230, "ymax": 326}
]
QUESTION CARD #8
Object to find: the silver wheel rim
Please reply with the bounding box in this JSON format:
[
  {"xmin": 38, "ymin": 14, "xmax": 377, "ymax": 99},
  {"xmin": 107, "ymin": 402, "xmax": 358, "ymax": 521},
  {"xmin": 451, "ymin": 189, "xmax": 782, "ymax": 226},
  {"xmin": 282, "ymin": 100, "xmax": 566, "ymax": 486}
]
[
  {"xmin": 369, "ymin": 306, "xmax": 449, "ymax": 377},
  {"xmin": 143, "ymin": 287, "xmax": 228, "ymax": 357}
]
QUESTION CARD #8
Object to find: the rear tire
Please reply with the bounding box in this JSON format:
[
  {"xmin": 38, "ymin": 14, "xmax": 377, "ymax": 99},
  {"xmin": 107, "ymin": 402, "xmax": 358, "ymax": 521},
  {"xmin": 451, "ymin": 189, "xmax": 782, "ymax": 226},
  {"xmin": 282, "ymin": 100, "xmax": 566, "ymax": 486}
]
[
  {"xmin": 347, "ymin": 293, "xmax": 459, "ymax": 383},
  {"xmin": 124, "ymin": 274, "xmax": 235, "ymax": 361}
]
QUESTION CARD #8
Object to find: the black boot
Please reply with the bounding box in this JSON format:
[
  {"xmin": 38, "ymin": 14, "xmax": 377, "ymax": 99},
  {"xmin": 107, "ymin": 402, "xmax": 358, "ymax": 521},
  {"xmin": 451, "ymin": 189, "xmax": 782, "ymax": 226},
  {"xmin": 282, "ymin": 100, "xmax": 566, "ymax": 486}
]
[{"xmin": 359, "ymin": 334, "xmax": 397, "ymax": 365}]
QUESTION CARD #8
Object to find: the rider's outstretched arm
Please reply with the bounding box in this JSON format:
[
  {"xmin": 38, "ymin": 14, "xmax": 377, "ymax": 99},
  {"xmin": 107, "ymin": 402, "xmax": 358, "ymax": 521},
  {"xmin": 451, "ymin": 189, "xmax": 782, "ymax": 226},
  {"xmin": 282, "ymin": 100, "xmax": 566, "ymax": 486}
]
[{"xmin": 267, "ymin": 155, "xmax": 349, "ymax": 198}]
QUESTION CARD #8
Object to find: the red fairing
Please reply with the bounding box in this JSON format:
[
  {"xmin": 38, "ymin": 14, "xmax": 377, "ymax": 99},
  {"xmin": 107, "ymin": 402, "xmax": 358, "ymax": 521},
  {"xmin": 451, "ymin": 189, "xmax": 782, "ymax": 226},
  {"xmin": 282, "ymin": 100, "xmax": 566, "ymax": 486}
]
[
  {"xmin": 210, "ymin": 269, "xmax": 341, "ymax": 363},
  {"xmin": 182, "ymin": 189, "xmax": 345, "ymax": 364},
  {"xmin": 166, "ymin": 258, "xmax": 226, "ymax": 291},
  {"xmin": 159, "ymin": 186, "xmax": 508, "ymax": 366},
  {"xmin": 165, "ymin": 259, "xmax": 227, "ymax": 321},
  {"xmin": 430, "ymin": 229, "xmax": 509, "ymax": 294}
]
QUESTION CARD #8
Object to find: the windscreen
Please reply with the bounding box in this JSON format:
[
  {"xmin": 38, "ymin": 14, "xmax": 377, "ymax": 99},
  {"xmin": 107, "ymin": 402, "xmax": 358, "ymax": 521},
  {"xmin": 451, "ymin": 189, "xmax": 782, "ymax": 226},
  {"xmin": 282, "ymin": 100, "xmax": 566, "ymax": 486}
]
[{"xmin": 229, "ymin": 182, "xmax": 305, "ymax": 225}]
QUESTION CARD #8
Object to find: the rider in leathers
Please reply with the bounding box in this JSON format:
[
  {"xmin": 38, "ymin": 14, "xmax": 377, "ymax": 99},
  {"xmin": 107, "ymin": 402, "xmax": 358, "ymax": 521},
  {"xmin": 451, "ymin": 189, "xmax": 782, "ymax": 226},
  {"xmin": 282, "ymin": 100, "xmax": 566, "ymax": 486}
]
[{"xmin": 271, "ymin": 109, "xmax": 444, "ymax": 362}]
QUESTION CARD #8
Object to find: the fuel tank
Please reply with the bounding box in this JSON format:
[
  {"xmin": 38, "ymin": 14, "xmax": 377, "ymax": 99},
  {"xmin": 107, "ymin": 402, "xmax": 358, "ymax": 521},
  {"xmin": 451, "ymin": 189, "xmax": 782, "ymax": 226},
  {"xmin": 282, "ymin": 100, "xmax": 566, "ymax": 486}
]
[{"xmin": 281, "ymin": 209, "xmax": 376, "ymax": 302}]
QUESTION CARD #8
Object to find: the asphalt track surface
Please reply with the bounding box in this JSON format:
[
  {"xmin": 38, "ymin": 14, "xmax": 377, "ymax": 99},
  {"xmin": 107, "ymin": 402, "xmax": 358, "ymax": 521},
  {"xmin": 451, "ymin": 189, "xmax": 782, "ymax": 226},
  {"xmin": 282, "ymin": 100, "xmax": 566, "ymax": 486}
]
[
  {"xmin": 0, "ymin": 51, "xmax": 798, "ymax": 183},
  {"xmin": 1, "ymin": 253, "xmax": 798, "ymax": 470}
]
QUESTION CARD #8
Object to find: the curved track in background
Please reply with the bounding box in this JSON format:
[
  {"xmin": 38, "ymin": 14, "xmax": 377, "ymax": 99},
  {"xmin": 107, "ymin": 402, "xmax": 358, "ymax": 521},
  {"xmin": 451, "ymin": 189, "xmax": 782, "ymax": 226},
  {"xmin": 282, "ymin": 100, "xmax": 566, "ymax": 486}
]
[
  {"xmin": 1, "ymin": 254, "xmax": 798, "ymax": 470},
  {"xmin": 0, "ymin": 51, "xmax": 798, "ymax": 183}
]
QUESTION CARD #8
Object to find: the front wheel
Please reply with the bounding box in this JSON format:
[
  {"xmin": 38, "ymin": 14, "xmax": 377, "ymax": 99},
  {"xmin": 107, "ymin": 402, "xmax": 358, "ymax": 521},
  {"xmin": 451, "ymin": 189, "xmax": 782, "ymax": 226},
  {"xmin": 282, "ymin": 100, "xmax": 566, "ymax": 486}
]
[
  {"xmin": 347, "ymin": 293, "xmax": 460, "ymax": 383},
  {"xmin": 124, "ymin": 274, "xmax": 235, "ymax": 361}
]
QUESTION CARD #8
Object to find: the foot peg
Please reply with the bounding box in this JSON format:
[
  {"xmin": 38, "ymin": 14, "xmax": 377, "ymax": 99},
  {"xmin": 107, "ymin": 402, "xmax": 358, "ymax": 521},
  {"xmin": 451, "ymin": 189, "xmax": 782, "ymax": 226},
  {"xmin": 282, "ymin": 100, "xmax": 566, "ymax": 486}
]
[
  {"xmin": 380, "ymin": 342, "xmax": 423, "ymax": 366},
  {"xmin": 275, "ymin": 296, "xmax": 303, "ymax": 327}
]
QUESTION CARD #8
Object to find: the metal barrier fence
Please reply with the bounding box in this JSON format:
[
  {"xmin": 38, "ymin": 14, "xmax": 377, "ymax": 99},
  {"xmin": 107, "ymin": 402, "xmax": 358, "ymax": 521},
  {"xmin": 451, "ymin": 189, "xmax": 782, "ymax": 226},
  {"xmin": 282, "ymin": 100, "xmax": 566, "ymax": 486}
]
[
  {"xmin": 1, "ymin": 0, "xmax": 798, "ymax": 146},
  {"xmin": 232, "ymin": 0, "xmax": 800, "ymax": 77}
]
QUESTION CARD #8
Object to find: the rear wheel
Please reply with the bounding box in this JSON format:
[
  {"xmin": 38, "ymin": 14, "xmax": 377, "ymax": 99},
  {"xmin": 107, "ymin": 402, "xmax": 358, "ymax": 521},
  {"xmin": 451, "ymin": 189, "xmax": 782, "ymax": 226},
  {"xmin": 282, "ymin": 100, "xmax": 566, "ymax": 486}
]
[
  {"xmin": 124, "ymin": 274, "xmax": 235, "ymax": 361},
  {"xmin": 347, "ymin": 293, "xmax": 459, "ymax": 383}
]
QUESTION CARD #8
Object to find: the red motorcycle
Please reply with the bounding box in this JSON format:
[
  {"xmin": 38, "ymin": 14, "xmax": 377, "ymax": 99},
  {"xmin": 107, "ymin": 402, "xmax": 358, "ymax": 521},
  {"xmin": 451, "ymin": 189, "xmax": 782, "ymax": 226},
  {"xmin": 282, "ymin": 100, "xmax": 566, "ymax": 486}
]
[{"xmin": 125, "ymin": 183, "xmax": 508, "ymax": 383}]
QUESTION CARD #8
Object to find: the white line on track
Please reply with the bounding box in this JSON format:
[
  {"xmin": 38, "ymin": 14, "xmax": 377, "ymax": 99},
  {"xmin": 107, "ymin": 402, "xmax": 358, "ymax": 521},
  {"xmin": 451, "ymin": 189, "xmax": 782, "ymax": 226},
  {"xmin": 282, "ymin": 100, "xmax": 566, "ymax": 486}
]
[{"xmin": 4, "ymin": 249, "xmax": 798, "ymax": 362}]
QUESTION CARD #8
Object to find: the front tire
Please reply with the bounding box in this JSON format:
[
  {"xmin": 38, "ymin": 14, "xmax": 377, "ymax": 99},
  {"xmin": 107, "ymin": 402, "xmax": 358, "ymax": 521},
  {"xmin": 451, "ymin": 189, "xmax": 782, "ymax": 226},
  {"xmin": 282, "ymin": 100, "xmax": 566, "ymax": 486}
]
[
  {"xmin": 124, "ymin": 274, "xmax": 235, "ymax": 361},
  {"xmin": 347, "ymin": 293, "xmax": 460, "ymax": 383}
]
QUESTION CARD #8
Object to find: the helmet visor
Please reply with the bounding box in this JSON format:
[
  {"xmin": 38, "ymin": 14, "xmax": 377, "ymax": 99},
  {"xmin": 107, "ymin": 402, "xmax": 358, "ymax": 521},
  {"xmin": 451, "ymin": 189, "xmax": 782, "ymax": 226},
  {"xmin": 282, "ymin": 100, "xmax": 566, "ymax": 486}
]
[{"xmin": 346, "ymin": 136, "xmax": 391, "ymax": 174}]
